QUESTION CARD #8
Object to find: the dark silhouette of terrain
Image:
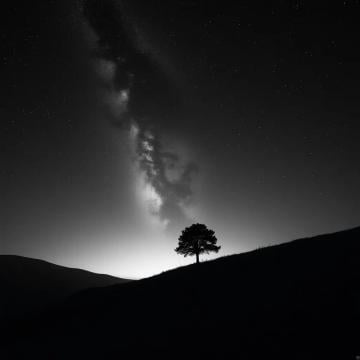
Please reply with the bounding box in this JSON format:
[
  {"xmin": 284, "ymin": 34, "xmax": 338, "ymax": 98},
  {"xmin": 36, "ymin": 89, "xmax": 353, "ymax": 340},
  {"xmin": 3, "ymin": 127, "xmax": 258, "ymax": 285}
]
[
  {"xmin": 0, "ymin": 255, "xmax": 130, "ymax": 321},
  {"xmin": 2, "ymin": 227, "xmax": 359, "ymax": 359}
]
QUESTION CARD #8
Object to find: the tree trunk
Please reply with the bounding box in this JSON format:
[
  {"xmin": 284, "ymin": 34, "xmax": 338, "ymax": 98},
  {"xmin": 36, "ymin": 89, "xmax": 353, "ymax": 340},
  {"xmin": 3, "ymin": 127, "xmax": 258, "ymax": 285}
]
[{"xmin": 196, "ymin": 252, "xmax": 199, "ymax": 264}]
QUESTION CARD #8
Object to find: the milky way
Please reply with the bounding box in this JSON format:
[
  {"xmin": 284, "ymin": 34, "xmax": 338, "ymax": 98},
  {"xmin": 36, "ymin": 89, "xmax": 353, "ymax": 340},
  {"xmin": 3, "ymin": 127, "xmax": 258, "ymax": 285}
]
[{"xmin": 80, "ymin": 0, "xmax": 197, "ymax": 228}]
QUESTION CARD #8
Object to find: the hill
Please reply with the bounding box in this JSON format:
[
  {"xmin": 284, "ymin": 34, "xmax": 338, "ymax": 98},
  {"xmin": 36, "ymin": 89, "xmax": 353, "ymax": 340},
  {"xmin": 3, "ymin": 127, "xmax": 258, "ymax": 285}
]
[
  {"xmin": 3, "ymin": 227, "xmax": 360, "ymax": 359},
  {"xmin": 0, "ymin": 255, "xmax": 130, "ymax": 320}
]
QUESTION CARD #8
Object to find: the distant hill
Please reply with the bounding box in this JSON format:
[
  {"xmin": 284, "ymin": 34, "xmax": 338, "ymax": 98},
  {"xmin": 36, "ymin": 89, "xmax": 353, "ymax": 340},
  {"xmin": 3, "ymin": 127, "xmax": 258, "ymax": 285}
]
[
  {"xmin": 0, "ymin": 255, "xmax": 130, "ymax": 320},
  {"xmin": 3, "ymin": 227, "xmax": 360, "ymax": 359}
]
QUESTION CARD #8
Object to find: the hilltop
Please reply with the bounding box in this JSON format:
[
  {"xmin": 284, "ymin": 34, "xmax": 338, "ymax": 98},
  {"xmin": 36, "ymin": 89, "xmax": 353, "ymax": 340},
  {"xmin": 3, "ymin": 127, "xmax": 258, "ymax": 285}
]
[
  {"xmin": 0, "ymin": 255, "xmax": 130, "ymax": 320},
  {"xmin": 3, "ymin": 227, "xmax": 360, "ymax": 359}
]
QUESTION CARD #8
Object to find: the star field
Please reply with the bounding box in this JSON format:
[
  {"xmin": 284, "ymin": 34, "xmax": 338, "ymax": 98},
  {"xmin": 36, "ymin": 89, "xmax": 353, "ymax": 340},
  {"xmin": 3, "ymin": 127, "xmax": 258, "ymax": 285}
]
[{"xmin": 1, "ymin": 0, "xmax": 360, "ymax": 277}]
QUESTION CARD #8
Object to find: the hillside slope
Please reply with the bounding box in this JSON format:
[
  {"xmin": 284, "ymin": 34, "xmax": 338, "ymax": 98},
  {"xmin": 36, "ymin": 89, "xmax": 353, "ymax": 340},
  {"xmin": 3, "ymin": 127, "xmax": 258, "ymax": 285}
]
[
  {"xmin": 0, "ymin": 255, "xmax": 130, "ymax": 319},
  {"xmin": 4, "ymin": 227, "xmax": 360, "ymax": 359}
]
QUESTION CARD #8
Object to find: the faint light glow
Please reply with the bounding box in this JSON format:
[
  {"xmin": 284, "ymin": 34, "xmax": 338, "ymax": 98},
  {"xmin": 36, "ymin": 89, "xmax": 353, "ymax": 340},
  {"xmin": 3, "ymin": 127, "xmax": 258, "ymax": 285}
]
[
  {"xmin": 142, "ymin": 139, "xmax": 153, "ymax": 152},
  {"xmin": 136, "ymin": 169, "xmax": 168, "ymax": 229},
  {"xmin": 144, "ymin": 130, "xmax": 154, "ymax": 140},
  {"xmin": 143, "ymin": 181, "xmax": 163, "ymax": 214},
  {"xmin": 143, "ymin": 154, "xmax": 153, "ymax": 163},
  {"xmin": 106, "ymin": 88, "xmax": 129, "ymax": 116},
  {"xmin": 130, "ymin": 122, "xmax": 140, "ymax": 141},
  {"xmin": 129, "ymin": 121, "xmax": 169, "ymax": 229},
  {"xmin": 119, "ymin": 89, "xmax": 129, "ymax": 103},
  {"xmin": 96, "ymin": 59, "xmax": 116, "ymax": 82},
  {"xmin": 94, "ymin": 57, "xmax": 130, "ymax": 117}
]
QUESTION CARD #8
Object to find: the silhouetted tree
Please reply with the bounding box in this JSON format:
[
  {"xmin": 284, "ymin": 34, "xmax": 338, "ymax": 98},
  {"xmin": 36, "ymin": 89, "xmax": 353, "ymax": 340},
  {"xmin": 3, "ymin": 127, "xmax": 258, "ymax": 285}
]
[{"xmin": 175, "ymin": 223, "xmax": 220, "ymax": 264}]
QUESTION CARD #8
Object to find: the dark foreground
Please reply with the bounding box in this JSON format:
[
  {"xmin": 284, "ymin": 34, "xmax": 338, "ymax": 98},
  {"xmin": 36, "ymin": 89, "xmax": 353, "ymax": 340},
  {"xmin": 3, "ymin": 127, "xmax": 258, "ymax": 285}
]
[{"xmin": 2, "ymin": 227, "xmax": 360, "ymax": 359}]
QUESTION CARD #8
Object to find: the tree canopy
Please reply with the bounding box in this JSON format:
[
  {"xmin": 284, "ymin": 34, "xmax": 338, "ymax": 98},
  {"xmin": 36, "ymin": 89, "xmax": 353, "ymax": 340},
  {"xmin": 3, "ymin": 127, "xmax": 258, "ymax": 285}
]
[{"xmin": 175, "ymin": 223, "xmax": 220, "ymax": 263}]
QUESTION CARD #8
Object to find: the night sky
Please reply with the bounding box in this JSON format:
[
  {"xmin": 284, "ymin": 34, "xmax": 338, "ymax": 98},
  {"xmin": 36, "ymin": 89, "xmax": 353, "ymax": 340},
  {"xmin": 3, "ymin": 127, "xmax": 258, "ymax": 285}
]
[{"xmin": 2, "ymin": 0, "xmax": 360, "ymax": 278}]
